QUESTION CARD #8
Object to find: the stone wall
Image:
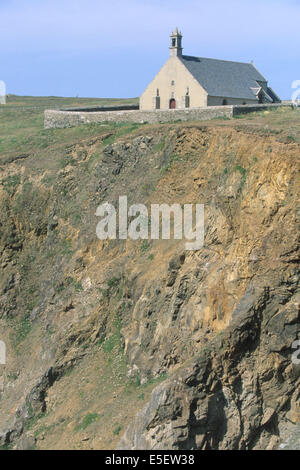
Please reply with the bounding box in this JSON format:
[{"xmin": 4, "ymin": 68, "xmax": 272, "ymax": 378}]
[
  {"xmin": 232, "ymin": 103, "xmax": 289, "ymax": 115},
  {"xmin": 44, "ymin": 106, "xmax": 233, "ymax": 129},
  {"xmin": 44, "ymin": 103, "xmax": 291, "ymax": 129}
]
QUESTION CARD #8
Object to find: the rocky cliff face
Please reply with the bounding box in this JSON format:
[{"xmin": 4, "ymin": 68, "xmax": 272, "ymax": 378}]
[{"xmin": 0, "ymin": 117, "xmax": 299, "ymax": 450}]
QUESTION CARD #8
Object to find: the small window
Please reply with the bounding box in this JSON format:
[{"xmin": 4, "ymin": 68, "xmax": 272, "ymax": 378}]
[
  {"xmin": 222, "ymin": 99, "xmax": 228, "ymax": 105},
  {"xmin": 171, "ymin": 80, "xmax": 175, "ymax": 86},
  {"xmin": 172, "ymin": 39, "xmax": 176, "ymax": 47},
  {"xmin": 186, "ymin": 86, "xmax": 189, "ymax": 96},
  {"xmin": 156, "ymin": 89, "xmax": 160, "ymax": 97}
]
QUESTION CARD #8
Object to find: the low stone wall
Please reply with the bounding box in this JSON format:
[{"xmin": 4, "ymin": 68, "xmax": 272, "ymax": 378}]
[
  {"xmin": 232, "ymin": 103, "xmax": 290, "ymax": 116},
  {"xmin": 44, "ymin": 103, "xmax": 291, "ymax": 129},
  {"xmin": 44, "ymin": 106, "xmax": 234, "ymax": 129}
]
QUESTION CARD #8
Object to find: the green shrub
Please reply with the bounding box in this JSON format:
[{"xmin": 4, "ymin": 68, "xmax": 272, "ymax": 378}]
[
  {"xmin": 74, "ymin": 281, "xmax": 83, "ymax": 292},
  {"xmin": 59, "ymin": 155, "xmax": 76, "ymax": 168},
  {"xmin": 140, "ymin": 240, "xmax": 150, "ymax": 253},
  {"xmin": 107, "ymin": 277, "xmax": 120, "ymax": 289},
  {"xmin": 113, "ymin": 425, "xmax": 123, "ymax": 436}
]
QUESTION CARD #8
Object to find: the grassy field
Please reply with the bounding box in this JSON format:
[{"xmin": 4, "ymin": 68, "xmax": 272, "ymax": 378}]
[
  {"xmin": 0, "ymin": 95, "xmax": 139, "ymax": 162},
  {"xmin": 0, "ymin": 97, "xmax": 299, "ymax": 165},
  {"xmin": 3, "ymin": 94, "xmax": 139, "ymax": 108},
  {"xmin": 0, "ymin": 96, "xmax": 300, "ymax": 167}
]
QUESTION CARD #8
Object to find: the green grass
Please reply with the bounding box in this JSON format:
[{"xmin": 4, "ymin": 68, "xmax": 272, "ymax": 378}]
[
  {"xmin": 59, "ymin": 155, "xmax": 76, "ymax": 168},
  {"xmin": 61, "ymin": 239, "xmax": 74, "ymax": 257},
  {"xmin": 74, "ymin": 413, "xmax": 100, "ymax": 432},
  {"xmin": 1, "ymin": 174, "xmax": 21, "ymax": 194},
  {"xmin": 25, "ymin": 412, "xmax": 46, "ymax": 431},
  {"xmin": 160, "ymin": 153, "xmax": 180, "ymax": 173},
  {"xmin": 154, "ymin": 136, "xmax": 166, "ymax": 152},
  {"xmin": 101, "ymin": 122, "xmax": 144, "ymax": 147},
  {"xmin": 3, "ymin": 94, "xmax": 139, "ymax": 109},
  {"xmin": 102, "ymin": 335, "xmax": 117, "ymax": 353},
  {"xmin": 0, "ymin": 95, "xmax": 138, "ymax": 161},
  {"xmin": 98, "ymin": 276, "xmax": 123, "ymax": 301},
  {"xmin": 0, "ymin": 444, "xmax": 13, "ymax": 451},
  {"xmin": 64, "ymin": 367, "xmax": 75, "ymax": 377},
  {"xmin": 12, "ymin": 313, "xmax": 32, "ymax": 346},
  {"xmin": 233, "ymin": 164, "xmax": 247, "ymax": 188},
  {"xmin": 102, "ymin": 314, "xmax": 123, "ymax": 354},
  {"xmin": 102, "ymin": 134, "xmax": 116, "ymax": 146},
  {"xmin": 127, "ymin": 371, "xmax": 168, "ymax": 391},
  {"xmin": 0, "ymin": 100, "xmax": 298, "ymax": 163},
  {"xmin": 74, "ymin": 281, "xmax": 83, "ymax": 292},
  {"xmin": 144, "ymin": 372, "xmax": 168, "ymax": 387},
  {"xmin": 7, "ymin": 372, "xmax": 18, "ymax": 381}
]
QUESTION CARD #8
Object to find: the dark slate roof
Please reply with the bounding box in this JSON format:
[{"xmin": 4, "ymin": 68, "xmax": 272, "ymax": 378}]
[
  {"xmin": 180, "ymin": 55, "xmax": 268, "ymax": 100},
  {"xmin": 266, "ymin": 87, "xmax": 281, "ymax": 103}
]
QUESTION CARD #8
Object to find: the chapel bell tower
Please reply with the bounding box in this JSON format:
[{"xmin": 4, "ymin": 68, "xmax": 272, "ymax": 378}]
[{"xmin": 170, "ymin": 27, "xmax": 183, "ymax": 57}]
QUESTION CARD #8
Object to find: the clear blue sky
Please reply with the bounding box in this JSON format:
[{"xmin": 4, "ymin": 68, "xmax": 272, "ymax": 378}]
[{"xmin": 1, "ymin": 0, "xmax": 299, "ymax": 99}]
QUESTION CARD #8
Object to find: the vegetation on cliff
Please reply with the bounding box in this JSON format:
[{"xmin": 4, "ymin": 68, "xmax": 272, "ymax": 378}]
[{"xmin": 0, "ymin": 98, "xmax": 299, "ymax": 449}]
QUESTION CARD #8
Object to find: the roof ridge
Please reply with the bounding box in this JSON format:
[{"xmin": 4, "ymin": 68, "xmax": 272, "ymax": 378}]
[{"xmin": 181, "ymin": 54, "xmax": 255, "ymax": 67}]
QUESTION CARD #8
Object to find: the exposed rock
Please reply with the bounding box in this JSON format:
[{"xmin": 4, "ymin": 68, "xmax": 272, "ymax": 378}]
[
  {"xmin": 119, "ymin": 287, "xmax": 300, "ymax": 450},
  {"xmin": 0, "ymin": 122, "xmax": 299, "ymax": 450}
]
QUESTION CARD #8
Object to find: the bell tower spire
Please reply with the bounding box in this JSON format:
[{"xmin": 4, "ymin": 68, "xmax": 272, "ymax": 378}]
[{"xmin": 170, "ymin": 27, "xmax": 183, "ymax": 57}]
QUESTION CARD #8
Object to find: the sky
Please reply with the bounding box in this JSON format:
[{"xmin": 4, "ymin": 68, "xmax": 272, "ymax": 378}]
[{"xmin": 0, "ymin": 0, "xmax": 299, "ymax": 99}]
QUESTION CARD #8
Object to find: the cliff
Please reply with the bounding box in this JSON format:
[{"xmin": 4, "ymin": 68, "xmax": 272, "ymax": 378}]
[{"xmin": 0, "ymin": 107, "xmax": 299, "ymax": 450}]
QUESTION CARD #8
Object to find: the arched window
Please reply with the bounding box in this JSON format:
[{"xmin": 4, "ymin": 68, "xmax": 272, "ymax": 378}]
[
  {"xmin": 186, "ymin": 87, "xmax": 189, "ymax": 96},
  {"xmin": 156, "ymin": 89, "xmax": 160, "ymax": 97},
  {"xmin": 171, "ymin": 80, "xmax": 175, "ymax": 86},
  {"xmin": 222, "ymin": 99, "xmax": 228, "ymax": 105}
]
